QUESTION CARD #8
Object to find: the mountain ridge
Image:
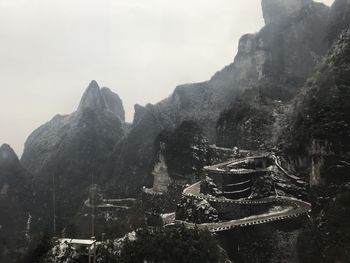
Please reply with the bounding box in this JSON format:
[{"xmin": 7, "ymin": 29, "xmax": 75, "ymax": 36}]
[
  {"xmin": 104, "ymin": 0, "xmax": 333, "ymax": 196},
  {"xmin": 20, "ymin": 81, "xmax": 126, "ymax": 230}
]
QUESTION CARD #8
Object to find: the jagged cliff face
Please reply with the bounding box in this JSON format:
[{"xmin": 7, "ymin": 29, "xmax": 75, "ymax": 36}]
[
  {"xmin": 107, "ymin": 0, "xmax": 332, "ymax": 194},
  {"xmin": 216, "ymin": 0, "xmax": 350, "ymax": 150},
  {"xmin": 22, "ymin": 81, "xmax": 125, "ymax": 175},
  {"xmin": 261, "ymin": 0, "xmax": 312, "ymax": 25},
  {"xmin": 0, "ymin": 144, "xmax": 32, "ymax": 262},
  {"xmin": 6, "ymin": 0, "xmax": 349, "ymax": 261},
  {"xmin": 105, "ymin": 119, "xmax": 210, "ymax": 196},
  {"xmin": 327, "ymin": 0, "xmax": 350, "ymax": 42},
  {"xmin": 78, "ymin": 84, "xmax": 125, "ymax": 122},
  {"xmin": 21, "ymin": 81, "xmax": 125, "ymax": 226},
  {"xmin": 103, "ymin": 103, "xmax": 172, "ymax": 196},
  {"xmin": 240, "ymin": 0, "xmax": 329, "ymax": 89},
  {"xmin": 216, "ymin": 0, "xmax": 350, "ymax": 173}
]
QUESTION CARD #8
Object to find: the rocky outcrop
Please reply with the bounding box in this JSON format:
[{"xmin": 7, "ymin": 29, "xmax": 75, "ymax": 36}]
[
  {"xmin": 327, "ymin": 0, "xmax": 350, "ymax": 42},
  {"xmin": 103, "ymin": 103, "xmax": 172, "ymax": 196},
  {"xmin": 261, "ymin": 0, "xmax": 312, "ymax": 25},
  {"xmin": 0, "ymin": 144, "xmax": 32, "ymax": 262},
  {"xmin": 21, "ymin": 81, "xmax": 125, "ymax": 227},
  {"xmin": 0, "ymin": 144, "xmax": 20, "ymax": 165},
  {"xmin": 149, "ymin": 143, "xmax": 172, "ymax": 193},
  {"xmin": 250, "ymin": 0, "xmax": 329, "ymax": 87},
  {"xmin": 106, "ymin": 119, "xmax": 211, "ymax": 196},
  {"xmin": 216, "ymin": 0, "xmax": 332, "ymax": 150},
  {"xmin": 108, "ymin": 0, "xmax": 333, "ymax": 195},
  {"xmin": 217, "ymin": 0, "xmax": 350, "ymax": 153},
  {"xmin": 159, "ymin": 121, "xmax": 211, "ymax": 181},
  {"xmin": 309, "ymin": 139, "xmax": 334, "ymax": 186},
  {"xmin": 78, "ymin": 82, "xmax": 125, "ymax": 121}
]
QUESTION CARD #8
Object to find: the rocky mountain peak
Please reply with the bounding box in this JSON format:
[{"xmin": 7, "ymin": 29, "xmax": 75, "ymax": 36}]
[
  {"xmin": 77, "ymin": 80, "xmax": 125, "ymax": 121},
  {"xmin": 0, "ymin": 144, "xmax": 19, "ymax": 166},
  {"xmin": 77, "ymin": 80, "xmax": 105, "ymax": 112},
  {"xmin": 261, "ymin": 0, "xmax": 312, "ymax": 25},
  {"xmin": 101, "ymin": 87, "xmax": 125, "ymax": 121},
  {"xmin": 21, "ymin": 80, "xmax": 127, "ymax": 224}
]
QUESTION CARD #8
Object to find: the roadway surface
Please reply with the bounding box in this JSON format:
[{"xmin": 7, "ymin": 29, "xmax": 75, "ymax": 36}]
[{"xmin": 172, "ymin": 153, "xmax": 311, "ymax": 232}]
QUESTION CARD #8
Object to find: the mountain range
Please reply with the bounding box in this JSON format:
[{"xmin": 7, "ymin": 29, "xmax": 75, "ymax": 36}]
[{"xmin": 1, "ymin": 0, "xmax": 350, "ymax": 262}]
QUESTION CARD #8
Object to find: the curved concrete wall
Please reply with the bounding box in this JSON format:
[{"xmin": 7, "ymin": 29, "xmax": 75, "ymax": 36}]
[{"xmin": 204, "ymin": 156, "xmax": 273, "ymax": 200}]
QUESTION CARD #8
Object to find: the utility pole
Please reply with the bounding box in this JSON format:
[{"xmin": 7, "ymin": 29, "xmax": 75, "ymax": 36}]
[
  {"xmin": 91, "ymin": 172, "xmax": 95, "ymax": 238},
  {"xmin": 52, "ymin": 173, "xmax": 56, "ymax": 235},
  {"xmin": 90, "ymin": 173, "xmax": 96, "ymax": 263}
]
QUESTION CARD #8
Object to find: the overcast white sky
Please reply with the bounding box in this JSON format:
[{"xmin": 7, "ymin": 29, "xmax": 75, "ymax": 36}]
[{"xmin": 0, "ymin": 0, "xmax": 334, "ymax": 156}]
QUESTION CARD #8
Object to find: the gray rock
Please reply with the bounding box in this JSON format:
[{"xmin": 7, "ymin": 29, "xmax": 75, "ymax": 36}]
[
  {"xmin": 21, "ymin": 80, "xmax": 125, "ymax": 224},
  {"xmin": 0, "ymin": 144, "xmax": 20, "ymax": 165},
  {"xmin": 110, "ymin": 0, "xmax": 332, "ymax": 194},
  {"xmin": 261, "ymin": 0, "xmax": 312, "ymax": 25},
  {"xmin": 0, "ymin": 144, "xmax": 32, "ymax": 262}
]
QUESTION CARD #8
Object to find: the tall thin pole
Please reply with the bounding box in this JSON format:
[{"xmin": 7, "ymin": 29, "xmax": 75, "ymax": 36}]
[
  {"xmin": 91, "ymin": 173, "xmax": 95, "ymax": 238},
  {"xmin": 52, "ymin": 173, "xmax": 56, "ymax": 235},
  {"xmin": 90, "ymin": 173, "xmax": 96, "ymax": 263}
]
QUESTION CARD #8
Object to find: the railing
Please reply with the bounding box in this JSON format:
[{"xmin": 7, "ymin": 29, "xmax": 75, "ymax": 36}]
[{"xmin": 175, "ymin": 151, "xmax": 311, "ymax": 232}]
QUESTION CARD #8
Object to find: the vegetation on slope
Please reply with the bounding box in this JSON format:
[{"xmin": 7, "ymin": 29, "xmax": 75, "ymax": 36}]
[
  {"xmin": 102, "ymin": 226, "xmax": 226, "ymax": 263},
  {"xmin": 216, "ymin": 83, "xmax": 290, "ymax": 150},
  {"xmin": 158, "ymin": 121, "xmax": 211, "ymax": 181},
  {"xmin": 282, "ymin": 30, "xmax": 350, "ymax": 263},
  {"xmin": 282, "ymin": 30, "xmax": 350, "ymax": 183}
]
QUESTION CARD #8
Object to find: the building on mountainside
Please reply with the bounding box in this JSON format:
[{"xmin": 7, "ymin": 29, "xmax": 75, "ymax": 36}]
[{"xmin": 51, "ymin": 238, "xmax": 97, "ymax": 263}]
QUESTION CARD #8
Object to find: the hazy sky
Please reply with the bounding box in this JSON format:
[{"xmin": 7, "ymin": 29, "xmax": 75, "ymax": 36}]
[{"xmin": 0, "ymin": 0, "xmax": 334, "ymax": 156}]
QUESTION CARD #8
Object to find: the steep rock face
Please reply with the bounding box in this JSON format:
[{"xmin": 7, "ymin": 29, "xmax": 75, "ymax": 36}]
[
  {"xmin": 253, "ymin": 0, "xmax": 329, "ymax": 86},
  {"xmin": 283, "ymin": 30, "xmax": 350, "ymax": 185},
  {"xmin": 108, "ymin": 0, "xmax": 331, "ymax": 194},
  {"xmin": 159, "ymin": 121, "xmax": 211, "ymax": 182},
  {"xmin": 281, "ymin": 31, "xmax": 350, "ymax": 263},
  {"xmin": 216, "ymin": 1, "xmax": 348, "ymax": 150},
  {"xmin": 120, "ymin": 0, "xmax": 329, "ymax": 150},
  {"xmin": 217, "ymin": 0, "xmax": 330, "ymax": 149},
  {"xmin": 78, "ymin": 83, "xmax": 125, "ymax": 122},
  {"xmin": 105, "ymin": 119, "xmax": 210, "ymax": 196},
  {"xmin": 104, "ymin": 103, "xmax": 173, "ymax": 196},
  {"xmin": 0, "ymin": 144, "xmax": 20, "ymax": 165},
  {"xmin": 0, "ymin": 144, "xmax": 32, "ymax": 262},
  {"xmin": 216, "ymin": 94, "xmax": 279, "ymax": 150},
  {"xmin": 21, "ymin": 81, "xmax": 125, "ymax": 228},
  {"xmin": 261, "ymin": 0, "xmax": 312, "ymax": 25},
  {"xmin": 327, "ymin": 0, "xmax": 350, "ymax": 42}
]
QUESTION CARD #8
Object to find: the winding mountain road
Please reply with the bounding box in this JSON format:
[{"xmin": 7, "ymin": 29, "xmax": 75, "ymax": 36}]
[{"xmin": 172, "ymin": 153, "xmax": 311, "ymax": 232}]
